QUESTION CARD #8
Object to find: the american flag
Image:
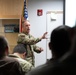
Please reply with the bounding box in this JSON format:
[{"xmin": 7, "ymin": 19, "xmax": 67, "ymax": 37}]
[
  {"xmin": 20, "ymin": 0, "xmax": 28, "ymax": 32},
  {"xmin": 24, "ymin": 0, "xmax": 28, "ymax": 20}
]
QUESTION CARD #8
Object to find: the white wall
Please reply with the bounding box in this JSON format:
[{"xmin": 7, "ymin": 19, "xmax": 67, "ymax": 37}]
[
  {"xmin": 27, "ymin": 0, "xmax": 63, "ymax": 67},
  {"xmin": 65, "ymin": 0, "xmax": 76, "ymax": 27}
]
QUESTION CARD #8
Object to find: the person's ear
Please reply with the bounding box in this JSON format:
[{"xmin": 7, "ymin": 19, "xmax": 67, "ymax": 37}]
[
  {"xmin": 22, "ymin": 27, "xmax": 24, "ymax": 31},
  {"xmin": 23, "ymin": 52, "xmax": 26, "ymax": 59},
  {"xmin": 48, "ymin": 42, "xmax": 52, "ymax": 50},
  {"xmin": 5, "ymin": 46, "xmax": 9, "ymax": 55}
]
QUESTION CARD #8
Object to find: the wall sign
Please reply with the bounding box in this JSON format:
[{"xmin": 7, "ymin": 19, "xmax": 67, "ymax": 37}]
[
  {"xmin": 4, "ymin": 24, "xmax": 19, "ymax": 33},
  {"xmin": 37, "ymin": 9, "xmax": 43, "ymax": 16}
]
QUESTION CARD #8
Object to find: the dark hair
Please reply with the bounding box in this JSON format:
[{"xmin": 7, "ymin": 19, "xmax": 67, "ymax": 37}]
[
  {"xmin": 13, "ymin": 44, "xmax": 27, "ymax": 55},
  {"xmin": 50, "ymin": 25, "xmax": 72, "ymax": 57},
  {"xmin": 0, "ymin": 36, "xmax": 8, "ymax": 56}
]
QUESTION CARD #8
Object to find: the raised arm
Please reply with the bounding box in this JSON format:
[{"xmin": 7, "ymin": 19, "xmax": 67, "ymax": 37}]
[{"xmin": 17, "ymin": 32, "xmax": 48, "ymax": 45}]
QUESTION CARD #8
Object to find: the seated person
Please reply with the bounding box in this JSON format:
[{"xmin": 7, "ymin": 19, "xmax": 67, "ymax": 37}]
[
  {"xmin": 0, "ymin": 36, "xmax": 24, "ymax": 75},
  {"xmin": 8, "ymin": 44, "xmax": 34, "ymax": 74},
  {"xmin": 53, "ymin": 26, "xmax": 76, "ymax": 75}
]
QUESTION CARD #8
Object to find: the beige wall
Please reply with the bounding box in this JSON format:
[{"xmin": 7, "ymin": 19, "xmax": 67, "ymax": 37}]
[
  {"xmin": 0, "ymin": 0, "xmax": 24, "ymax": 53},
  {"xmin": 0, "ymin": 0, "xmax": 24, "ymax": 19},
  {"xmin": 0, "ymin": 19, "xmax": 19, "ymax": 53}
]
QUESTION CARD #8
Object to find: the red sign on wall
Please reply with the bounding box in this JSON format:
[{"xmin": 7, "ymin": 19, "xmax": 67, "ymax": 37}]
[{"xmin": 37, "ymin": 9, "xmax": 43, "ymax": 16}]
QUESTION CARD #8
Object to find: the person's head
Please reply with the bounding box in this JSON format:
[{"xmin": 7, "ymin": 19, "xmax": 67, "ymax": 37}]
[
  {"xmin": 13, "ymin": 44, "xmax": 27, "ymax": 59},
  {"xmin": 22, "ymin": 20, "xmax": 30, "ymax": 34},
  {"xmin": 49, "ymin": 25, "xmax": 72, "ymax": 59},
  {"xmin": 0, "ymin": 36, "xmax": 9, "ymax": 58}
]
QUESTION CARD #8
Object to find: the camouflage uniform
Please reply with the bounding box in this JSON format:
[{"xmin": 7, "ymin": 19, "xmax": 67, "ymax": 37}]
[
  {"xmin": 17, "ymin": 33, "xmax": 42, "ymax": 66},
  {"xmin": 8, "ymin": 54, "xmax": 34, "ymax": 74}
]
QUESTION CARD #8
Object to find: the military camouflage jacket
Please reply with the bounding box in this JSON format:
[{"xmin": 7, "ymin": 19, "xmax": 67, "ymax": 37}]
[
  {"xmin": 17, "ymin": 33, "xmax": 42, "ymax": 66},
  {"xmin": 8, "ymin": 54, "xmax": 34, "ymax": 74}
]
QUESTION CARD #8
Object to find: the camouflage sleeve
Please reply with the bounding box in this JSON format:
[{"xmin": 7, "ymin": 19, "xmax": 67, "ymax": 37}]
[
  {"xmin": 15, "ymin": 61, "xmax": 25, "ymax": 75},
  {"xmin": 21, "ymin": 60, "xmax": 34, "ymax": 73},
  {"xmin": 33, "ymin": 45, "xmax": 42, "ymax": 53},
  {"xmin": 17, "ymin": 33, "xmax": 41, "ymax": 45}
]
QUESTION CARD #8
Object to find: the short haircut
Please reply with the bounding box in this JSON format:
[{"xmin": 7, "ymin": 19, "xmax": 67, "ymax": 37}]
[
  {"xmin": 0, "ymin": 36, "xmax": 8, "ymax": 56},
  {"xmin": 22, "ymin": 20, "xmax": 30, "ymax": 27},
  {"xmin": 13, "ymin": 44, "xmax": 27, "ymax": 54},
  {"xmin": 50, "ymin": 25, "xmax": 71, "ymax": 57}
]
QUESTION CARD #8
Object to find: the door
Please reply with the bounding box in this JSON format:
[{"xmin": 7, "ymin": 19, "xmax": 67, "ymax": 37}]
[{"xmin": 46, "ymin": 11, "xmax": 63, "ymax": 60}]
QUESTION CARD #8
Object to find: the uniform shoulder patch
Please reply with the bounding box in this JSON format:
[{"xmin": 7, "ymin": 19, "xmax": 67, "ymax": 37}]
[{"xmin": 18, "ymin": 33, "xmax": 25, "ymax": 37}]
